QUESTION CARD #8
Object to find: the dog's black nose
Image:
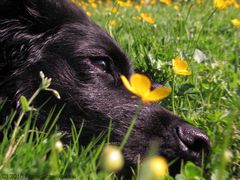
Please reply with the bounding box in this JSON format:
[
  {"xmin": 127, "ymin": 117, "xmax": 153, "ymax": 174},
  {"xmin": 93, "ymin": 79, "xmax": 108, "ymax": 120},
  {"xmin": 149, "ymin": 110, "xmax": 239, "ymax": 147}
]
[{"xmin": 176, "ymin": 124, "xmax": 210, "ymax": 154}]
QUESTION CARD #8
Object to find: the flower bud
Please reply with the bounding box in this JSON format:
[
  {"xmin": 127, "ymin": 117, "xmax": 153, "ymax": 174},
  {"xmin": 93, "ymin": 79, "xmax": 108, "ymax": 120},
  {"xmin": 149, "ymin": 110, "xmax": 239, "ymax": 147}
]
[
  {"xmin": 39, "ymin": 71, "xmax": 45, "ymax": 79},
  {"xmin": 141, "ymin": 156, "xmax": 168, "ymax": 180},
  {"xmin": 224, "ymin": 150, "xmax": 233, "ymax": 162},
  {"xmin": 55, "ymin": 140, "xmax": 63, "ymax": 152},
  {"xmin": 53, "ymin": 90, "xmax": 61, "ymax": 99},
  {"xmin": 100, "ymin": 145, "xmax": 124, "ymax": 173}
]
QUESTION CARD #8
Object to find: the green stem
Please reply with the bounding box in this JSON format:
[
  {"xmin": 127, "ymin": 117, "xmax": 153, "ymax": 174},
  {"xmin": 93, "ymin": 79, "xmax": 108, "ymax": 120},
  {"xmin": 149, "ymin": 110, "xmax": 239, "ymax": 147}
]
[
  {"xmin": 120, "ymin": 100, "xmax": 142, "ymax": 150},
  {"xmin": 172, "ymin": 74, "xmax": 176, "ymax": 113},
  {"xmin": 3, "ymin": 72, "xmax": 50, "ymax": 164},
  {"xmin": 217, "ymin": 111, "xmax": 235, "ymax": 180},
  {"xmin": 28, "ymin": 88, "xmax": 41, "ymax": 105},
  {"xmin": 10, "ymin": 88, "xmax": 41, "ymax": 143},
  {"xmin": 189, "ymin": 8, "xmax": 217, "ymax": 55},
  {"xmin": 10, "ymin": 112, "xmax": 25, "ymax": 143}
]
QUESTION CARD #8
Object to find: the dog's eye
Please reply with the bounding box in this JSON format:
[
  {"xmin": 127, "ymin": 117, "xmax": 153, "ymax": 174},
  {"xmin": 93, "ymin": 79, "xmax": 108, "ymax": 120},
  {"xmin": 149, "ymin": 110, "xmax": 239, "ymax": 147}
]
[
  {"xmin": 90, "ymin": 57, "xmax": 118, "ymax": 83},
  {"xmin": 91, "ymin": 59, "xmax": 110, "ymax": 73}
]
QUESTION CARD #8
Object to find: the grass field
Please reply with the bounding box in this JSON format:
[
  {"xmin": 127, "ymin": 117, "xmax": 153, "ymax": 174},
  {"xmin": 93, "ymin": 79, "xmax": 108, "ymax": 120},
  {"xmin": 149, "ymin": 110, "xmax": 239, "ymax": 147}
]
[{"xmin": 0, "ymin": 0, "xmax": 239, "ymax": 179}]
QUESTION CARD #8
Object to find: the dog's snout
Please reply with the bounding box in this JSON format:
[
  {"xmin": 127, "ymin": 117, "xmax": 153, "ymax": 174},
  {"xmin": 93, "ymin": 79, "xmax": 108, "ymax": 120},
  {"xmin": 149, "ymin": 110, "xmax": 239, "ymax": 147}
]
[{"xmin": 176, "ymin": 124, "xmax": 210, "ymax": 153}]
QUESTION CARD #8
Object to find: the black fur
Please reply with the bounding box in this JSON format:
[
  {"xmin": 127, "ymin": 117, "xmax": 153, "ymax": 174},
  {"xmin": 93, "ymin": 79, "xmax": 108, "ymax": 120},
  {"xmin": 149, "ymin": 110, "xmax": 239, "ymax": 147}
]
[{"xmin": 0, "ymin": 0, "xmax": 210, "ymax": 175}]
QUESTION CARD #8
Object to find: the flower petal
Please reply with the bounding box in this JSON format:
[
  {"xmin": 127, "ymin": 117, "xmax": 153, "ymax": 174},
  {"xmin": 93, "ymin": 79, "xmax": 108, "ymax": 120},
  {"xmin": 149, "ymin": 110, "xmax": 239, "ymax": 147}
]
[
  {"xmin": 178, "ymin": 60, "xmax": 188, "ymax": 69},
  {"xmin": 144, "ymin": 87, "xmax": 171, "ymax": 102},
  {"xmin": 120, "ymin": 75, "xmax": 135, "ymax": 93},
  {"xmin": 173, "ymin": 69, "xmax": 192, "ymax": 76},
  {"xmin": 130, "ymin": 73, "xmax": 151, "ymax": 97},
  {"xmin": 172, "ymin": 56, "xmax": 188, "ymax": 70},
  {"xmin": 172, "ymin": 56, "xmax": 179, "ymax": 67},
  {"xmin": 231, "ymin": 19, "xmax": 240, "ymax": 26},
  {"xmin": 172, "ymin": 56, "xmax": 192, "ymax": 76}
]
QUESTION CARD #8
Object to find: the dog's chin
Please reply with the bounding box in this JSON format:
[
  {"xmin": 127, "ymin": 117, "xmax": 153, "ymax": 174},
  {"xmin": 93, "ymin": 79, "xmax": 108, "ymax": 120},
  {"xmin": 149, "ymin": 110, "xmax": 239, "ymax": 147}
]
[{"xmin": 168, "ymin": 160, "xmax": 185, "ymax": 176}]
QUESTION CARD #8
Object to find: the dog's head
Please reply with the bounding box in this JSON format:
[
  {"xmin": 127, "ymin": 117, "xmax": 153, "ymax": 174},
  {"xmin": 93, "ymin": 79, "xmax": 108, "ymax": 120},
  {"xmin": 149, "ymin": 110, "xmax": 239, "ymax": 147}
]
[{"xmin": 0, "ymin": 0, "xmax": 210, "ymax": 175}]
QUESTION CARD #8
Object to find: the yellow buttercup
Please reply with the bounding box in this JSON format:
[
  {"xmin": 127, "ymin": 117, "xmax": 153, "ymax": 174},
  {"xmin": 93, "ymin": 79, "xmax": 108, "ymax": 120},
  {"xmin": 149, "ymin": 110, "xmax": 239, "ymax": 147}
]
[
  {"xmin": 172, "ymin": 56, "xmax": 192, "ymax": 76},
  {"xmin": 121, "ymin": 73, "xmax": 171, "ymax": 104}
]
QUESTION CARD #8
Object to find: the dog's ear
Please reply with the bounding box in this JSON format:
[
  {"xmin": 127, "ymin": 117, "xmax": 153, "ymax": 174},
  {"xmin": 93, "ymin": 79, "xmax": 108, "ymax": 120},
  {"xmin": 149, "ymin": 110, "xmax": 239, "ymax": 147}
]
[
  {"xmin": 0, "ymin": 0, "xmax": 90, "ymax": 29},
  {"xmin": 0, "ymin": 0, "xmax": 90, "ymax": 76}
]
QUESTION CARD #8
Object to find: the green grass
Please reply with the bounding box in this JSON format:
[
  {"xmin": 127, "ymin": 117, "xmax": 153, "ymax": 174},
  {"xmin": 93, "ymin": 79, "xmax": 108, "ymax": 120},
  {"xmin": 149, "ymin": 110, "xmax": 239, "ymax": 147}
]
[{"xmin": 0, "ymin": 1, "xmax": 239, "ymax": 179}]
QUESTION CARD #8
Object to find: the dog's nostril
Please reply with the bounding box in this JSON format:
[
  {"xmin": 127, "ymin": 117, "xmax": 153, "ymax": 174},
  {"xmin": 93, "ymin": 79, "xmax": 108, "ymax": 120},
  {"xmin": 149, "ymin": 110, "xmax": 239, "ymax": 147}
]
[{"xmin": 176, "ymin": 125, "xmax": 210, "ymax": 153}]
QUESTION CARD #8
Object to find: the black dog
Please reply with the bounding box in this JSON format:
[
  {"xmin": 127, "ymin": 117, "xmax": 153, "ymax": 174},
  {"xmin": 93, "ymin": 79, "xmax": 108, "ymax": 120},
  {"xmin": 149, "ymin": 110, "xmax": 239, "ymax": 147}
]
[{"xmin": 0, "ymin": 0, "xmax": 210, "ymax": 175}]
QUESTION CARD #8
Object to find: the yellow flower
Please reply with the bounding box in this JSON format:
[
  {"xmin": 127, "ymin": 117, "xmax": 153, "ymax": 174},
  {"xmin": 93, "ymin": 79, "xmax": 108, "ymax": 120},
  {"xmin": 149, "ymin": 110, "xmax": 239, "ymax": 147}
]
[
  {"xmin": 234, "ymin": 1, "xmax": 240, "ymax": 8},
  {"xmin": 135, "ymin": 5, "xmax": 142, "ymax": 12},
  {"xmin": 151, "ymin": 0, "xmax": 157, "ymax": 5},
  {"xmin": 173, "ymin": 5, "xmax": 180, "ymax": 11},
  {"xmin": 111, "ymin": 7, "xmax": 118, "ymax": 14},
  {"xmin": 142, "ymin": 156, "xmax": 169, "ymax": 180},
  {"xmin": 213, "ymin": 0, "xmax": 228, "ymax": 9},
  {"xmin": 140, "ymin": 13, "xmax": 156, "ymax": 24},
  {"xmin": 100, "ymin": 145, "xmax": 124, "ymax": 173},
  {"xmin": 109, "ymin": 19, "xmax": 117, "ymax": 26},
  {"xmin": 231, "ymin": 18, "xmax": 240, "ymax": 26},
  {"xmin": 88, "ymin": 0, "xmax": 97, "ymax": 9},
  {"xmin": 172, "ymin": 56, "xmax": 192, "ymax": 76},
  {"xmin": 121, "ymin": 73, "xmax": 171, "ymax": 104},
  {"xmin": 160, "ymin": 0, "xmax": 172, "ymax": 5},
  {"xmin": 213, "ymin": 0, "xmax": 234, "ymax": 9},
  {"xmin": 117, "ymin": 0, "xmax": 133, "ymax": 7}
]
